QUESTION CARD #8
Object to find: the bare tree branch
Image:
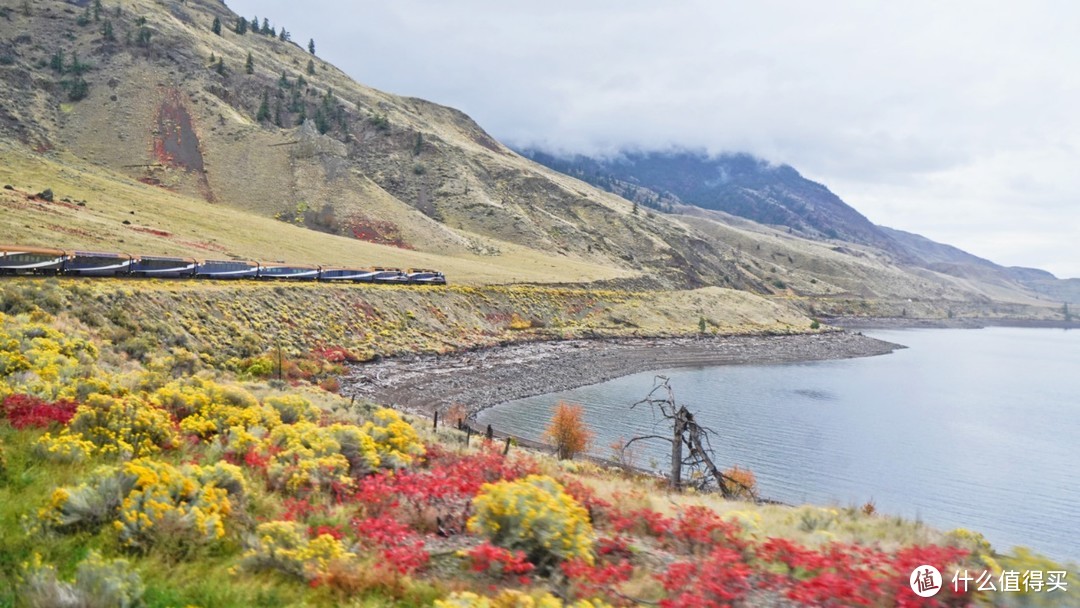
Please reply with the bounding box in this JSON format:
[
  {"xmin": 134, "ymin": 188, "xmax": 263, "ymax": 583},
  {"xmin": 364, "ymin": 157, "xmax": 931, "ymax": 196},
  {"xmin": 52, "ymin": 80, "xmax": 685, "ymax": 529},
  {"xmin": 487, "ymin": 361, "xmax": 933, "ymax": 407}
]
[{"xmin": 626, "ymin": 376, "xmax": 757, "ymax": 500}]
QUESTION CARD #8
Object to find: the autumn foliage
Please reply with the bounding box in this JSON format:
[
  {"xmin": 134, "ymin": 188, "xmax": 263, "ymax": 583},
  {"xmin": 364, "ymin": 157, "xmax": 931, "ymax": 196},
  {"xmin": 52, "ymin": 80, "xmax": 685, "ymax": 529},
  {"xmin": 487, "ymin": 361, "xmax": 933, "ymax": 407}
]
[{"xmin": 544, "ymin": 401, "xmax": 594, "ymax": 460}]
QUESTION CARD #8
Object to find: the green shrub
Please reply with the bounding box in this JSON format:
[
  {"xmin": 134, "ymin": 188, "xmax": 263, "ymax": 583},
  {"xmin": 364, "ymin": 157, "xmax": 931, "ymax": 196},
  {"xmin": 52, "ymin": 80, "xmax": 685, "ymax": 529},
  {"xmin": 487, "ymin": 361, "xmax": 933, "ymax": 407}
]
[{"xmin": 21, "ymin": 552, "xmax": 145, "ymax": 608}]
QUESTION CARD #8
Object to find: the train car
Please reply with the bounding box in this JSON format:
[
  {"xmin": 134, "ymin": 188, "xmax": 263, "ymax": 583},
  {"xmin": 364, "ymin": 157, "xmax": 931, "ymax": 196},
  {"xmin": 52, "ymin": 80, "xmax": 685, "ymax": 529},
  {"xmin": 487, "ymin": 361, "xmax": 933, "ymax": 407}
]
[
  {"xmin": 370, "ymin": 267, "xmax": 409, "ymax": 283},
  {"xmin": 0, "ymin": 245, "xmax": 70, "ymax": 275},
  {"xmin": 258, "ymin": 263, "xmax": 320, "ymax": 280},
  {"xmin": 405, "ymin": 268, "xmax": 447, "ymax": 285},
  {"xmin": 130, "ymin": 255, "xmax": 198, "ymax": 278},
  {"xmin": 317, "ymin": 267, "xmax": 381, "ymax": 282},
  {"xmin": 65, "ymin": 251, "xmax": 134, "ymax": 276},
  {"xmin": 195, "ymin": 259, "xmax": 259, "ymax": 279}
]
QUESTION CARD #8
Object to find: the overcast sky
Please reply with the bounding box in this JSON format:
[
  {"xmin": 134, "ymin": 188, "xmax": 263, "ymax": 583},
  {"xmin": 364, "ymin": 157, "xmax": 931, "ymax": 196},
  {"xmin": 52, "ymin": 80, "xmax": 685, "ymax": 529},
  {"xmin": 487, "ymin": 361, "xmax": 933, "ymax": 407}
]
[{"xmin": 228, "ymin": 1, "xmax": 1080, "ymax": 278}]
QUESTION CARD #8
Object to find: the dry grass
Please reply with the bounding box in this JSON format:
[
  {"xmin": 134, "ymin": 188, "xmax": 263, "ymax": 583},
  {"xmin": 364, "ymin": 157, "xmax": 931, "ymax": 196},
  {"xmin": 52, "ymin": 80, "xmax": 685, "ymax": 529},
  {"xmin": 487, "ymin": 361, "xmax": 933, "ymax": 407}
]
[{"xmin": 0, "ymin": 145, "xmax": 632, "ymax": 285}]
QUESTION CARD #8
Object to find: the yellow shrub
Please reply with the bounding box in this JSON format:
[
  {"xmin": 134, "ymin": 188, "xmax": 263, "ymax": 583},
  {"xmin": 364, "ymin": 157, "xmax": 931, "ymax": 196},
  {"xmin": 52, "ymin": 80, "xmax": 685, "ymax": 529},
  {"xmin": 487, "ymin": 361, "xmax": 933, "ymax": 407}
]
[
  {"xmin": 362, "ymin": 408, "xmax": 425, "ymax": 469},
  {"xmin": 40, "ymin": 458, "xmax": 246, "ymax": 550},
  {"xmin": 436, "ymin": 591, "xmax": 611, "ymax": 608},
  {"xmin": 266, "ymin": 421, "xmax": 376, "ymax": 494},
  {"xmin": 39, "ymin": 394, "xmax": 179, "ymax": 459},
  {"xmin": 264, "ymin": 394, "xmax": 322, "ymax": 424},
  {"xmin": 468, "ymin": 475, "xmax": 594, "ymax": 569},
  {"xmin": 0, "ymin": 313, "xmax": 101, "ymax": 400},
  {"xmin": 240, "ymin": 521, "xmax": 355, "ymax": 581}
]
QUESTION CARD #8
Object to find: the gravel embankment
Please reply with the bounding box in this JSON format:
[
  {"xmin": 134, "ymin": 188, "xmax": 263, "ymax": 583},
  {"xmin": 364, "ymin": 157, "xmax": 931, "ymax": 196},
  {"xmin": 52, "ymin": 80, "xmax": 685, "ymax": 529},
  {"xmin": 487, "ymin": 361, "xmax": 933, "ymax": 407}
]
[{"xmin": 342, "ymin": 331, "xmax": 902, "ymax": 417}]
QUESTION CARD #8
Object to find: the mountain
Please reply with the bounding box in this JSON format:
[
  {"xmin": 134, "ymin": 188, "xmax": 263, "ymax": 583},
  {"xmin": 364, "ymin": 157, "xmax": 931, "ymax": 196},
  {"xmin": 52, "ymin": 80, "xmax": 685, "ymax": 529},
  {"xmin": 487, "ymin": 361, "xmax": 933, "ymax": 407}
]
[
  {"xmin": 0, "ymin": 0, "xmax": 1070, "ymax": 320},
  {"xmin": 519, "ymin": 148, "xmax": 1080, "ymax": 307},
  {"xmin": 517, "ymin": 149, "xmax": 906, "ymax": 256}
]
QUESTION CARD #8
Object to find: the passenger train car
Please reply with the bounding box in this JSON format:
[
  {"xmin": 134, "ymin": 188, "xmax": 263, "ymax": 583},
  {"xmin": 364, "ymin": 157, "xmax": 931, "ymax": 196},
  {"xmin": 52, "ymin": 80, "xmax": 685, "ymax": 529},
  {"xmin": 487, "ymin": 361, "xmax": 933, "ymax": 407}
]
[{"xmin": 0, "ymin": 245, "xmax": 447, "ymax": 285}]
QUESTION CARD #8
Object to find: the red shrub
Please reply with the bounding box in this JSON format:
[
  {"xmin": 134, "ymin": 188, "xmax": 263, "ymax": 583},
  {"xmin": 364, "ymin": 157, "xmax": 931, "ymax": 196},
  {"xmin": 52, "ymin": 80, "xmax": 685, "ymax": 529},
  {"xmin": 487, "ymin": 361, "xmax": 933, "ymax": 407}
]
[
  {"xmin": 563, "ymin": 558, "xmax": 635, "ymax": 602},
  {"xmin": 659, "ymin": 547, "xmax": 753, "ymax": 608},
  {"xmin": 464, "ymin": 542, "xmax": 535, "ymax": 581},
  {"xmin": 353, "ymin": 515, "xmax": 429, "ymax": 575},
  {"xmin": 1, "ymin": 394, "xmax": 80, "ymax": 429}
]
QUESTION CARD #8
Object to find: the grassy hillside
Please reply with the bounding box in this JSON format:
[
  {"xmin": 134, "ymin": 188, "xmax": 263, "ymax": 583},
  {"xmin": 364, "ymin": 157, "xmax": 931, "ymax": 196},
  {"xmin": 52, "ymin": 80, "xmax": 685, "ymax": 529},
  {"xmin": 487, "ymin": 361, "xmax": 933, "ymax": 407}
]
[
  {"xmin": 1, "ymin": 287, "xmax": 1073, "ymax": 608},
  {"xmin": 0, "ymin": 144, "xmax": 631, "ymax": 285},
  {"xmin": 0, "ymin": 0, "xmax": 1068, "ymax": 321}
]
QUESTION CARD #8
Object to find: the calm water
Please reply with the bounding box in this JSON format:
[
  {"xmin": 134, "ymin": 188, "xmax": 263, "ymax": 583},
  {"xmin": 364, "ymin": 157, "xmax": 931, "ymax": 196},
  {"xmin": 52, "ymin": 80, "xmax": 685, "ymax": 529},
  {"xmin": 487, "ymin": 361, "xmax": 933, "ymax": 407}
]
[{"xmin": 477, "ymin": 328, "xmax": 1080, "ymax": 561}]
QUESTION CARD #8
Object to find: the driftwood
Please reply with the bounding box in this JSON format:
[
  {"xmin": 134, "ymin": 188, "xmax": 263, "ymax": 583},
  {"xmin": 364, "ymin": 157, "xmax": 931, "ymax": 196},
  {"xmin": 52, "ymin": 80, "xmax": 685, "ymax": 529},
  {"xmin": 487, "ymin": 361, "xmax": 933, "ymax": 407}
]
[{"xmin": 623, "ymin": 376, "xmax": 756, "ymax": 499}]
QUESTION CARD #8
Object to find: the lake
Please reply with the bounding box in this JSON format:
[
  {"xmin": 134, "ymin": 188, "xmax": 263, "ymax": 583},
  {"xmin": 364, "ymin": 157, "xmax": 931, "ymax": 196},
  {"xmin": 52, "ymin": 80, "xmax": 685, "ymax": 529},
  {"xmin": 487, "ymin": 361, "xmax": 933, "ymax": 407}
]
[{"xmin": 476, "ymin": 327, "xmax": 1080, "ymax": 562}]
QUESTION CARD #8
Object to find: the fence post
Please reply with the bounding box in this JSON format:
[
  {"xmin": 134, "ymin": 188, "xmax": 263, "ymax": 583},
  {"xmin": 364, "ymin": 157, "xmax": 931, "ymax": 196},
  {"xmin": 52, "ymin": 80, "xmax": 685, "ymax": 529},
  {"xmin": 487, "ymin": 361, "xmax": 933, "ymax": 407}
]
[
  {"xmin": 485, "ymin": 424, "xmax": 493, "ymax": 442},
  {"xmin": 433, "ymin": 410, "xmax": 439, "ymax": 431},
  {"xmin": 503, "ymin": 436, "xmax": 511, "ymax": 456}
]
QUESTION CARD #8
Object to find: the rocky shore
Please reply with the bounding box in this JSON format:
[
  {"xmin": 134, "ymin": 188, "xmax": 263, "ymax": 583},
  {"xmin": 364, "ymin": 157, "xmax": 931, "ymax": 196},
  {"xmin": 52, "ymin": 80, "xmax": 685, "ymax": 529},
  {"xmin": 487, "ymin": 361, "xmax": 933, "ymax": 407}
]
[{"xmin": 342, "ymin": 331, "xmax": 902, "ymax": 417}]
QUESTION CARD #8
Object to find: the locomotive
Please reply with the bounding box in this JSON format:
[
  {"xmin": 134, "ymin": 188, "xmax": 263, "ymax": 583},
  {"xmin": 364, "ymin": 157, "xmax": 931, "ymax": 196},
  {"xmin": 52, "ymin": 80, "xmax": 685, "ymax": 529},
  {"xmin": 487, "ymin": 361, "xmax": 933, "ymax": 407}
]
[{"xmin": 0, "ymin": 245, "xmax": 446, "ymax": 285}]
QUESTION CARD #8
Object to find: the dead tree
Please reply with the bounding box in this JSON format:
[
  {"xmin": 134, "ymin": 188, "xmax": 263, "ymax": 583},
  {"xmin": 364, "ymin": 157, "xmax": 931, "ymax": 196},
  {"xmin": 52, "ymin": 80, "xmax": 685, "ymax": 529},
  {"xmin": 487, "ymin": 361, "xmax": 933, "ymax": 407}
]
[{"xmin": 623, "ymin": 376, "xmax": 756, "ymax": 499}]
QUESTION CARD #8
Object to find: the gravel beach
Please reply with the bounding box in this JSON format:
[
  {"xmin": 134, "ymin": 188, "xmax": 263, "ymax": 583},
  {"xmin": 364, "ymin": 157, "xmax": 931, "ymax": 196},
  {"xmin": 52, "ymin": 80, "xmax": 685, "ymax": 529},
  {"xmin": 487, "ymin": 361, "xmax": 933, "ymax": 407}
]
[{"xmin": 342, "ymin": 331, "xmax": 902, "ymax": 417}]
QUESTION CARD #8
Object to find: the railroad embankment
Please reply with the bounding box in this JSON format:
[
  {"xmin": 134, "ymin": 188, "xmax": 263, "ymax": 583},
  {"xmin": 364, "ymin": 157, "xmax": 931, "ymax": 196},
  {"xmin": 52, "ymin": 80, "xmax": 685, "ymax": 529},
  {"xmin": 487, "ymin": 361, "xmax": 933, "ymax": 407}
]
[{"xmin": 0, "ymin": 278, "xmax": 813, "ymax": 382}]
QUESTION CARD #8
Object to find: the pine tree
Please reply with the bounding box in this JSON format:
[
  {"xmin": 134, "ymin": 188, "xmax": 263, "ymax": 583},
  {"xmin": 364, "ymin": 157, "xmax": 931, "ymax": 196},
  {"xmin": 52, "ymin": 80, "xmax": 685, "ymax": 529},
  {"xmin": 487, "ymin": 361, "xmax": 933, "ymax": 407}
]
[
  {"xmin": 278, "ymin": 71, "xmax": 289, "ymax": 88},
  {"xmin": 270, "ymin": 26, "xmax": 276, "ymax": 38},
  {"xmin": 215, "ymin": 57, "xmax": 225, "ymax": 75},
  {"xmin": 245, "ymin": 52, "xmax": 254, "ymax": 74},
  {"xmin": 136, "ymin": 26, "xmax": 152, "ymax": 47},
  {"xmin": 306, "ymin": 59, "xmax": 315, "ymax": 75},
  {"xmin": 256, "ymin": 89, "xmax": 270, "ymax": 122},
  {"xmin": 92, "ymin": 0, "xmax": 102, "ymax": 21},
  {"xmin": 314, "ymin": 105, "xmax": 330, "ymax": 134},
  {"xmin": 235, "ymin": 16, "xmax": 247, "ymax": 35},
  {"xmin": 102, "ymin": 19, "xmax": 115, "ymax": 41},
  {"xmin": 261, "ymin": 18, "xmax": 270, "ymax": 35},
  {"xmin": 279, "ymin": 29, "xmax": 289, "ymax": 42},
  {"xmin": 273, "ymin": 99, "xmax": 283, "ymax": 127},
  {"xmin": 50, "ymin": 49, "xmax": 64, "ymax": 73},
  {"xmin": 211, "ymin": 16, "xmax": 221, "ymax": 36},
  {"xmin": 308, "ymin": 38, "xmax": 315, "ymax": 55},
  {"xmin": 209, "ymin": 51, "xmax": 216, "ymax": 64}
]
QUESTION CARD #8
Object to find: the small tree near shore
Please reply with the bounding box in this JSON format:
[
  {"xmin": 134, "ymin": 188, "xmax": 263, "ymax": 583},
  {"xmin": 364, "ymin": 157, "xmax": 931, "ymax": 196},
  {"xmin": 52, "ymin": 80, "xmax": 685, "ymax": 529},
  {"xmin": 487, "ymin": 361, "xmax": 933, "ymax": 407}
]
[{"xmin": 544, "ymin": 401, "xmax": 593, "ymax": 460}]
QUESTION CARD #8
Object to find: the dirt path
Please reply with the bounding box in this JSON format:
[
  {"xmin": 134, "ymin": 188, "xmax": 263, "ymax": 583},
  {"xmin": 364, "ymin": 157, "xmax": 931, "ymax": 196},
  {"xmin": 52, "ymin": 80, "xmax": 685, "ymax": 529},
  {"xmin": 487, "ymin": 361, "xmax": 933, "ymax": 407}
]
[{"xmin": 341, "ymin": 331, "xmax": 901, "ymax": 417}]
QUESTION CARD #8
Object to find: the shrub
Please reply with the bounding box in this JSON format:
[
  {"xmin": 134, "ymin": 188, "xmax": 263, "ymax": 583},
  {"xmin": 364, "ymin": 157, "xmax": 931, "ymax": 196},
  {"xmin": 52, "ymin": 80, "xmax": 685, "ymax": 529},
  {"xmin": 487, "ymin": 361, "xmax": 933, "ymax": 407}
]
[
  {"xmin": 462, "ymin": 542, "xmax": 534, "ymax": 579},
  {"xmin": 21, "ymin": 552, "xmax": 145, "ymax": 608},
  {"xmin": 265, "ymin": 394, "xmax": 321, "ymax": 424},
  {"xmin": 40, "ymin": 458, "xmax": 245, "ymax": 550},
  {"xmin": 436, "ymin": 591, "xmax": 611, "ymax": 607},
  {"xmin": 43, "ymin": 393, "xmax": 179, "ymax": 458},
  {"xmin": 241, "ymin": 520, "xmax": 354, "ymax": 581},
  {"xmin": 721, "ymin": 465, "xmax": 757, "ymax": 500},
  {"xmin": 544, "ymin": 402, "xmax": 593, "ymax": 460},
  {"xmin": 362, "ymin": 408, "xmax": 425, "ymax": 469},
  {"xmin": 265, "ymin": 421, "xmax": 380, "ymax": 495},
  {"xmin": 0, "ymin": 311, "xmax": 100, "ymax": 400},
  {"xmin": 468, "ymin": 475, "xmax": 594, "ymax": 571},
  {"xmin": 1, "ymin": 394, "xmax": 79, "ymax": 428}
]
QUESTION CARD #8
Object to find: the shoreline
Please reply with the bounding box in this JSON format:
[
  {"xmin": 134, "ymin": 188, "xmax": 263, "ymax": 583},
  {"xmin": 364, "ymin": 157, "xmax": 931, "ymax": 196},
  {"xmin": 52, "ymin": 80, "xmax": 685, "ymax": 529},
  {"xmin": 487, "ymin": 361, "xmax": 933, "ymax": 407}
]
[
  {"xmin": 826, "ymin": 315, "xmax": 1080, "ymax": 330},
  {"xmin": 342, "ymin": 330, "xmax": 902, "ymax": 417}
]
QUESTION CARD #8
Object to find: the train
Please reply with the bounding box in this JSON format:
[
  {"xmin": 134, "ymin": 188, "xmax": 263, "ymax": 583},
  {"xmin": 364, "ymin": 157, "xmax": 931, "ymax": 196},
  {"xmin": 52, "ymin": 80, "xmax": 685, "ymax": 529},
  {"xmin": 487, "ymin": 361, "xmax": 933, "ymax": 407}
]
[{"xmin": 0, "ymin": 245, "xmax": 447, "ymax": 285}]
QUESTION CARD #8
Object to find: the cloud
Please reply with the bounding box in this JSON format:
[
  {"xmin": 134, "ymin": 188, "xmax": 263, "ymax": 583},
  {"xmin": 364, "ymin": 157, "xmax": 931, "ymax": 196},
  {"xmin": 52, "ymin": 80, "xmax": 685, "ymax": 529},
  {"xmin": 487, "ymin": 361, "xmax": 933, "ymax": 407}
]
[{"xmin": 226, "ymin": 1, "xmax": 1080, "ymax": 277}]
